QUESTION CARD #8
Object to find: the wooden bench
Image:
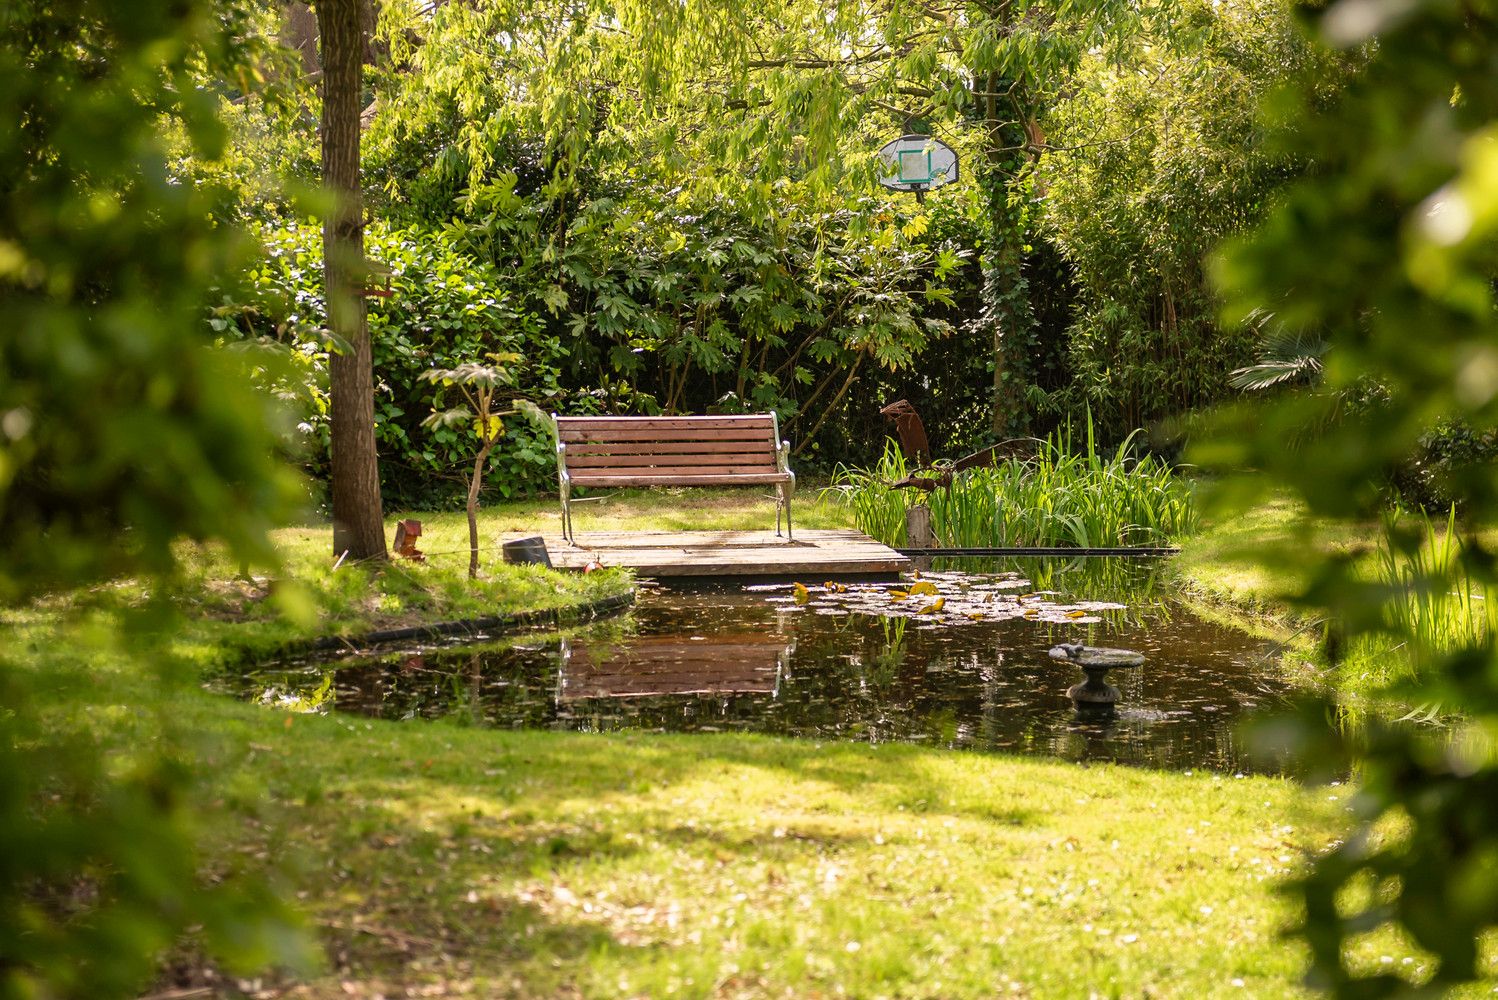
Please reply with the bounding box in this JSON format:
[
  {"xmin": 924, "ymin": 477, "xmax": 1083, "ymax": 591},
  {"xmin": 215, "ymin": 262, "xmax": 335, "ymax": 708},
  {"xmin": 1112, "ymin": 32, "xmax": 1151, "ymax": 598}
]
[{"xmin": 553, "ymin": 414, "xmax": 795, "ymax": 543}]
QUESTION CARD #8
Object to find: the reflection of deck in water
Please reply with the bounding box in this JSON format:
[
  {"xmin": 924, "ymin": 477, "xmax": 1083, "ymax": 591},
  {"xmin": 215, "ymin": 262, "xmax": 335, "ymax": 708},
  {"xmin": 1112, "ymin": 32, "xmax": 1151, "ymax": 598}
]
[
  {"xmin": 559, "ymin": 633, "xmax": 789, "ymax": 700},
  {"xmin": 542, "ymin": 529, "xmax": 909, "ymax": 579}
]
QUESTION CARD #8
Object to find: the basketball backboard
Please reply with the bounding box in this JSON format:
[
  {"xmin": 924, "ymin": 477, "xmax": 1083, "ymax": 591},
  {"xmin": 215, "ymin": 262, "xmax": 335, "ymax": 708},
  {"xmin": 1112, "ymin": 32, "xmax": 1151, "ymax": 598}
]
[{"xmin": 878, "ymin": 134, "xmax": 959, "ymax": 193}]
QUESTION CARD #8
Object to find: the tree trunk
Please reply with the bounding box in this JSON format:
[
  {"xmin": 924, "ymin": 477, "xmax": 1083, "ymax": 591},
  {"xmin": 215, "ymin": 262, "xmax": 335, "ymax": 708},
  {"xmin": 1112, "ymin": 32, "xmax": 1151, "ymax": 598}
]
[{"xmin": 318, "ymin": 0, "xmax": 386, "ymax": 560}]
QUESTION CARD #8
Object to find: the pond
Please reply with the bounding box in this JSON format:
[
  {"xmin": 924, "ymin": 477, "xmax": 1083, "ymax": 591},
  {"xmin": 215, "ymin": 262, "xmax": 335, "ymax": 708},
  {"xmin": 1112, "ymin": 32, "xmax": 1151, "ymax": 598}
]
[{"xmin": 220, "ymin": 558, "xmax": 1297, "ymax": 773}]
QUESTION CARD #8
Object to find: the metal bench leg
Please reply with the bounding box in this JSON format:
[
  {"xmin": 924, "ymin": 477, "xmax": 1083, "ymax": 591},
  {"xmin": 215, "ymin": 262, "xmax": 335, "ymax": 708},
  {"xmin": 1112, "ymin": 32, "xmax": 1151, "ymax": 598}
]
[{"xmin": 778, "ymin": 482, "xmax": 793, "ymax": 542}]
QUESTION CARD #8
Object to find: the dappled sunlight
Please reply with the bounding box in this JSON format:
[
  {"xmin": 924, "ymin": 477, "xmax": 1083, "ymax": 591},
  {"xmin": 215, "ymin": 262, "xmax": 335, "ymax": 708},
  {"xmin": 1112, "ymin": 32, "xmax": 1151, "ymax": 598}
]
[{"xmin": 209, "ymin": 698, "xmax": 1361, "ymax": 997}]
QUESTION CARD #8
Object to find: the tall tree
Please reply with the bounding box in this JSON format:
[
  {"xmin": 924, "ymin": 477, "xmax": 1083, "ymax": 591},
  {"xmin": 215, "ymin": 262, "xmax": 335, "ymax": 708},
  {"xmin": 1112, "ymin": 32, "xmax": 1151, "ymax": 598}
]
[
  {"xmin": 316, "ymin": 0, "xmax": 386, "ymax": 560},
  {"xmin": 373, "ymin": 0, "xmax": 1139, "ymax": 440}
]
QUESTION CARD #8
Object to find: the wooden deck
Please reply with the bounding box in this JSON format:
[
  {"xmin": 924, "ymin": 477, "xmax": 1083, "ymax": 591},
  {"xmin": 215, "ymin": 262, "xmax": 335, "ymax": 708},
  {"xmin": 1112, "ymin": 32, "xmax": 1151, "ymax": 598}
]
[{"xmin": 541, "ymin": 528, "xmax": 910, "ymax": 579}]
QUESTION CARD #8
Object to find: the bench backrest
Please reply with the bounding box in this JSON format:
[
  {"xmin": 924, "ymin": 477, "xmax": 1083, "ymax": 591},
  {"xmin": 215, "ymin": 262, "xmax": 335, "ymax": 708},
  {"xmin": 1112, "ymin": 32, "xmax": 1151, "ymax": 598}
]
[{"xmin": 555, "ymin": 414, "xmax": 782, "ymax": 482}]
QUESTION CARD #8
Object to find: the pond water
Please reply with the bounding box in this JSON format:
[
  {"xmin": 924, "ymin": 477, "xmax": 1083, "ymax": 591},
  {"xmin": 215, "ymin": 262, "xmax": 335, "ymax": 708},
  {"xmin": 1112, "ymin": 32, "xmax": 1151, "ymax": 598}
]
[{"xmin": 222, "ymin": 559, "xmax": 1297, "ymax": 773}]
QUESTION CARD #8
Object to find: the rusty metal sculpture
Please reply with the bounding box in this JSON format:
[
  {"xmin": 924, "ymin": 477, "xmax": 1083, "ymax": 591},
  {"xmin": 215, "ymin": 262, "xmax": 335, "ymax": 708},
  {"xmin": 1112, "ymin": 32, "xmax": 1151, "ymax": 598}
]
[
  {"xmin": 878, "ymin": 399, "xmax": 1019, "ymax": 491},
  {"xmin": 392, "ymin": 518, "xmax": 426, "ymax": 561}
]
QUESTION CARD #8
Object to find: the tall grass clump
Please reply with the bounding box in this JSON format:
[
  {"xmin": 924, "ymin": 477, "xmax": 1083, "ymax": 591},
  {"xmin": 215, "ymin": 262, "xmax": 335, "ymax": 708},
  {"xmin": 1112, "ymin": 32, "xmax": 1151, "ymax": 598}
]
[
  {"xmin": 828, "ymin": 443, "xmax": 917, "ymax": 545},
  {"xmin": 826, "ymin": 419, "xmax": 1196, "ymax": 549},
  {"xmin": 1345, "ymin": 507, "xmax": 1498, "ymax": 693}
]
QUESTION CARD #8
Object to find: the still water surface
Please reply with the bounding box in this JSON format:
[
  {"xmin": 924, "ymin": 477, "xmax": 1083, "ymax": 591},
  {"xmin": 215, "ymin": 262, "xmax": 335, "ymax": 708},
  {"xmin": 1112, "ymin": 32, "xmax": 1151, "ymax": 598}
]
[{"xmin": 225, "ymin": 559, "xmax": 1294, "ymax": 773}]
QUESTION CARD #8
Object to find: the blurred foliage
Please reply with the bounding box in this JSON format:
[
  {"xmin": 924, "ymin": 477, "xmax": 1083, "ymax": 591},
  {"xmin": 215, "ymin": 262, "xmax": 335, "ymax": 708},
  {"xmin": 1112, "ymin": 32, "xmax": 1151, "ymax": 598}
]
[
  {"xmin": 1198, "ymin": 0, "xmax": 1498, "ymax": 993},
  {"xmin": 0, "ymin": 0, "xmax": 311, "ymax": 995}
]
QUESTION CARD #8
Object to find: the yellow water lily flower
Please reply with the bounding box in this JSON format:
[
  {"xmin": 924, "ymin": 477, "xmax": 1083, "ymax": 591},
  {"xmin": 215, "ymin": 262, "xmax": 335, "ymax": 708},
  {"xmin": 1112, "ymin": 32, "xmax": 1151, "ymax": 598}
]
[
  {"xmin": 909, "ymin": 581, "xmax": 939, "ymax": 597},
  {"xmin": 793, "ymin": 582, "xmax": 810, "ymax": 605}
]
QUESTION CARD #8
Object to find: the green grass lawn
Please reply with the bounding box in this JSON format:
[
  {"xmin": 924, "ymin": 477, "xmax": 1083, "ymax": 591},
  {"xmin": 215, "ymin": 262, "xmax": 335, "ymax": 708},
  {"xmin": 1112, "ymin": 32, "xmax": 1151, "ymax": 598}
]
[
  {"xmin": 18, "ymin": 487, "xmax": 1464, "ymax": 998},
  {"xmin": 145, "ymin": 487, "xmax": 853, "ymax": 662},
  {"xmin": 1171, "ymin": 495, "xmax": 1371, "ymax": 623},
  {"xmin": 205, "ymin": 700, "xmax": 1350, "ymax": 999},
  {"xmin": 34, "ymin": 603, "xmax": 1370, "ymax": 1000},
  {"xmin": 385, "ymin": 482, "xmax": 856, "ymax": 539}
]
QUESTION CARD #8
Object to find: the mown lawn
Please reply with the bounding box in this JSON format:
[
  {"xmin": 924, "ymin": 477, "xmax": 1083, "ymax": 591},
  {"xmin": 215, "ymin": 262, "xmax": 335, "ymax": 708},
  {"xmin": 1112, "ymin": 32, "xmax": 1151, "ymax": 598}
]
[
  {"xmin": 169, "ymin": 670, "xmax": 1351, "ymax": 999},
  {"xmin": 19, "ymin": 487, "xmax": 1458, "ymax": 998},
  {"xmin": 1172, "ymin": 492, "xmax": 1498, "ymax": 699}
]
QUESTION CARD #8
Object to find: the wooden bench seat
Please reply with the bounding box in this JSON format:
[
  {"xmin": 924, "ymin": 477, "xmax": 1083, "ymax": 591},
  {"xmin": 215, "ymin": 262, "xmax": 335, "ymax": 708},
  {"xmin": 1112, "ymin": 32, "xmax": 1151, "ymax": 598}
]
[{"xmin": 553, "ymin": 414, "xmax": 795, "ymax": 543}]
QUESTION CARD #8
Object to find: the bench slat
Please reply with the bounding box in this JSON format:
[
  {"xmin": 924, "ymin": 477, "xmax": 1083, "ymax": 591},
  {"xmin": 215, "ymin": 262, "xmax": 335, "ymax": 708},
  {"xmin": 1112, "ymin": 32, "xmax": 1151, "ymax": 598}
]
[
  {"xmin": 571, "ymin": 463, "xmax": 781, "ymax": 478},
  {"xmin": 564, "ymin": 452, "xmax": 773, "ymax": 469},
  {"xmin": 568, "ymin": 473, "xmax": 791, "ymax": 487},
  {"xmin": 556, "ymin": 416, "xmax": 774, "ymax": 430},
  {"xmin": 560, "ymin": 427, "xmax": 774, "ymax": 443},
  {"xmin": 563, "ymin": 439, "xmax": 778, "ymax": 456}
]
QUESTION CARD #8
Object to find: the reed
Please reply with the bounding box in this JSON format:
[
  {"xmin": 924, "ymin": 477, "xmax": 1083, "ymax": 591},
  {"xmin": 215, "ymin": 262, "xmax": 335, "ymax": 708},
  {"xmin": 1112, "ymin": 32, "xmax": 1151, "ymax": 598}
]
[
  {"xmin": 1350, "ymin": 506, "xmax": 1498, "ymax": 690},
  {"xmin": 825, "ymin": 419, "xmax": 1196, "ymax": 550}
]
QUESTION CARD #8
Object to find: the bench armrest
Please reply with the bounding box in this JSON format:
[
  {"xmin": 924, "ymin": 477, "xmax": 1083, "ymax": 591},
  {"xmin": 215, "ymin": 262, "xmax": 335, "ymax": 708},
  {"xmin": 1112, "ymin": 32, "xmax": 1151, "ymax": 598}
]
[{"xmin": 777, "ymin": 439, "xmax": 795, "ymax": 495}]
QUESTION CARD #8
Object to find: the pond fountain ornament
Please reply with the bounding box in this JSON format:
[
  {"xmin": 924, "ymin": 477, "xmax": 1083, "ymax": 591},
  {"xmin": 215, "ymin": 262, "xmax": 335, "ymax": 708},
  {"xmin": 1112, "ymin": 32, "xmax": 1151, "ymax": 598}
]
[{"xmin": 1048, "ymin": 643, "xmax": 1145, "ymax": 709}]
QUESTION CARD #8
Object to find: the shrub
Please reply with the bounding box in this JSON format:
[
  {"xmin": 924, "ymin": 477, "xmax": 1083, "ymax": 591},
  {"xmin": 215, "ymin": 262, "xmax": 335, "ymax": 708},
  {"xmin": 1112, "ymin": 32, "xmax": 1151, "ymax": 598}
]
[{"xmin": 223, "ymin": 220, "xmax": 566, "ymax": 507}]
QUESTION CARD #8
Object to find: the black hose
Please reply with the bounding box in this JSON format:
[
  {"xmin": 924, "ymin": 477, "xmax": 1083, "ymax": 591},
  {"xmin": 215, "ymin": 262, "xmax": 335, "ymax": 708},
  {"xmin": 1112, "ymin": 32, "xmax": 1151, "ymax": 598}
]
[{"xmin": 894, "ymin": 546, "xmax": 1178, "ymax": 557}]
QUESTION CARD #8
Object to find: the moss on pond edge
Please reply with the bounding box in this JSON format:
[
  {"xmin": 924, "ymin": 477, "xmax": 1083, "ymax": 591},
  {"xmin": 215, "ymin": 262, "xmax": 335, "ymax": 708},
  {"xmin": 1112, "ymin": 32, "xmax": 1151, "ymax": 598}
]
[{"xmin": 228, "ymin": 589, "xmax": 637, "ymax": 663}]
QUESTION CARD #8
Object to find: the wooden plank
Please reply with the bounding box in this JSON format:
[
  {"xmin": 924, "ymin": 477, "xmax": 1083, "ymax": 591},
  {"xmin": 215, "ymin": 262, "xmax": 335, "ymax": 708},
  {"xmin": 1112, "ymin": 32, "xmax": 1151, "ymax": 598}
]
[
  {"xmin": 564, "ymin": 440, "xmax": 780, "ymax": 456},
  {"xmin": 538, "ymin": 528, "xmax": 911, "ymax": 578},
  {"xmin": 569, "ymin": 473, "xmax": 791, "ymax": 487},
  {"xmin": 569, "ymin": 461, "xmax": 780, "ymax": 476},
  {"xmin": 559, "ymin": 427, "xmax": 773, "ymax": 443},
  {"xmin": 555, "ymin": 416, "xmax": 774, "ymax": 429},
  {"xmin": 569, "ymin": 529, "xmax": 867, "ymax": 544},
  {"xmin": 557, "ymin": 560, "xmax": 907, "ymax": 576},
  {"xmin": 564, "ymin": 453, "xmax": 776, "ymax": 469}
]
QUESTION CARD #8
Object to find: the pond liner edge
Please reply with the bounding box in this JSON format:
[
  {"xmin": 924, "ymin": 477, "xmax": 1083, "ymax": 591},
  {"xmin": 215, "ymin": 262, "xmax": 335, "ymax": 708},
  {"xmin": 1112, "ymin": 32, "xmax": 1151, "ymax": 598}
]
[
  {"xmin": 283, "ymin": 589, "xmax": 637, "ymax": 657},
  {"xmin": 894, "ymin": 546, "xmax": 1180, "ymax": 557}
]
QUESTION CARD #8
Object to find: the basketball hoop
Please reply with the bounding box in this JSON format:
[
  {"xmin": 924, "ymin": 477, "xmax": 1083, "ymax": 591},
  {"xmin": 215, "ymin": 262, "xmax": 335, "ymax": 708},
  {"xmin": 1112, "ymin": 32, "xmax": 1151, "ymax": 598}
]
[{"xmin": 878, "ymin": 133, "xmax": 959, "ymax": 201}]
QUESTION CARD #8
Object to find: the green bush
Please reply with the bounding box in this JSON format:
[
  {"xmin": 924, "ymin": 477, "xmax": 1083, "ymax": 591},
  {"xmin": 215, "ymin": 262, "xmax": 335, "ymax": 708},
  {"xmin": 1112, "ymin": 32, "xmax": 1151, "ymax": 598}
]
[{"xmin": 224, "ymin": 220, "xmax": 567, "ymax": 507}]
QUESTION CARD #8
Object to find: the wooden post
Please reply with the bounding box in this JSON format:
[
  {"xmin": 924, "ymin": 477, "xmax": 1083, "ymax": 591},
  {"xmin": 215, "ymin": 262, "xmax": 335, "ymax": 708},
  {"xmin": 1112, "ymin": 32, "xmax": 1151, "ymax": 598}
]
[{"xmin": 906, "ymin": 504, "xmax": 934, "ymax": 549}]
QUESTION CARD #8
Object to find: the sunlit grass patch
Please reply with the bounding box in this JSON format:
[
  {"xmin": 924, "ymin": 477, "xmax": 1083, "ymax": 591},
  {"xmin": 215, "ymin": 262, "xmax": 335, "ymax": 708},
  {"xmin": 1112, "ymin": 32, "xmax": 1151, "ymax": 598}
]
[
  {"xmin": 192, "ymin": 694, "xmax": 1355, "ymax": 999},
  {"xmin": 1177, "ymin": 497, "xmax": 1498, "ymax": 701}
]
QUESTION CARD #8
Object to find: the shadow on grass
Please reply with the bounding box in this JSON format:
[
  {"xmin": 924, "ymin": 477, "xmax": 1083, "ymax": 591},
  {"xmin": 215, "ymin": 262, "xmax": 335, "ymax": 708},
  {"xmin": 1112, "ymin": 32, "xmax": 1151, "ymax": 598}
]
[{"xmin": 221, "ymin": 706, "xmax": 1057, "ymax": 986}]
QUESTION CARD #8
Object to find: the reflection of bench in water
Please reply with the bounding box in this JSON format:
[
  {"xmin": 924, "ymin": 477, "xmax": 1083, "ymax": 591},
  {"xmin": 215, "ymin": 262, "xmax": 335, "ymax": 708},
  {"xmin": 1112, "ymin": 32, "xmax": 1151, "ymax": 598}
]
[{"xmin": 559, "ymin": 633, "xmax": 789, "ymax": 700}]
